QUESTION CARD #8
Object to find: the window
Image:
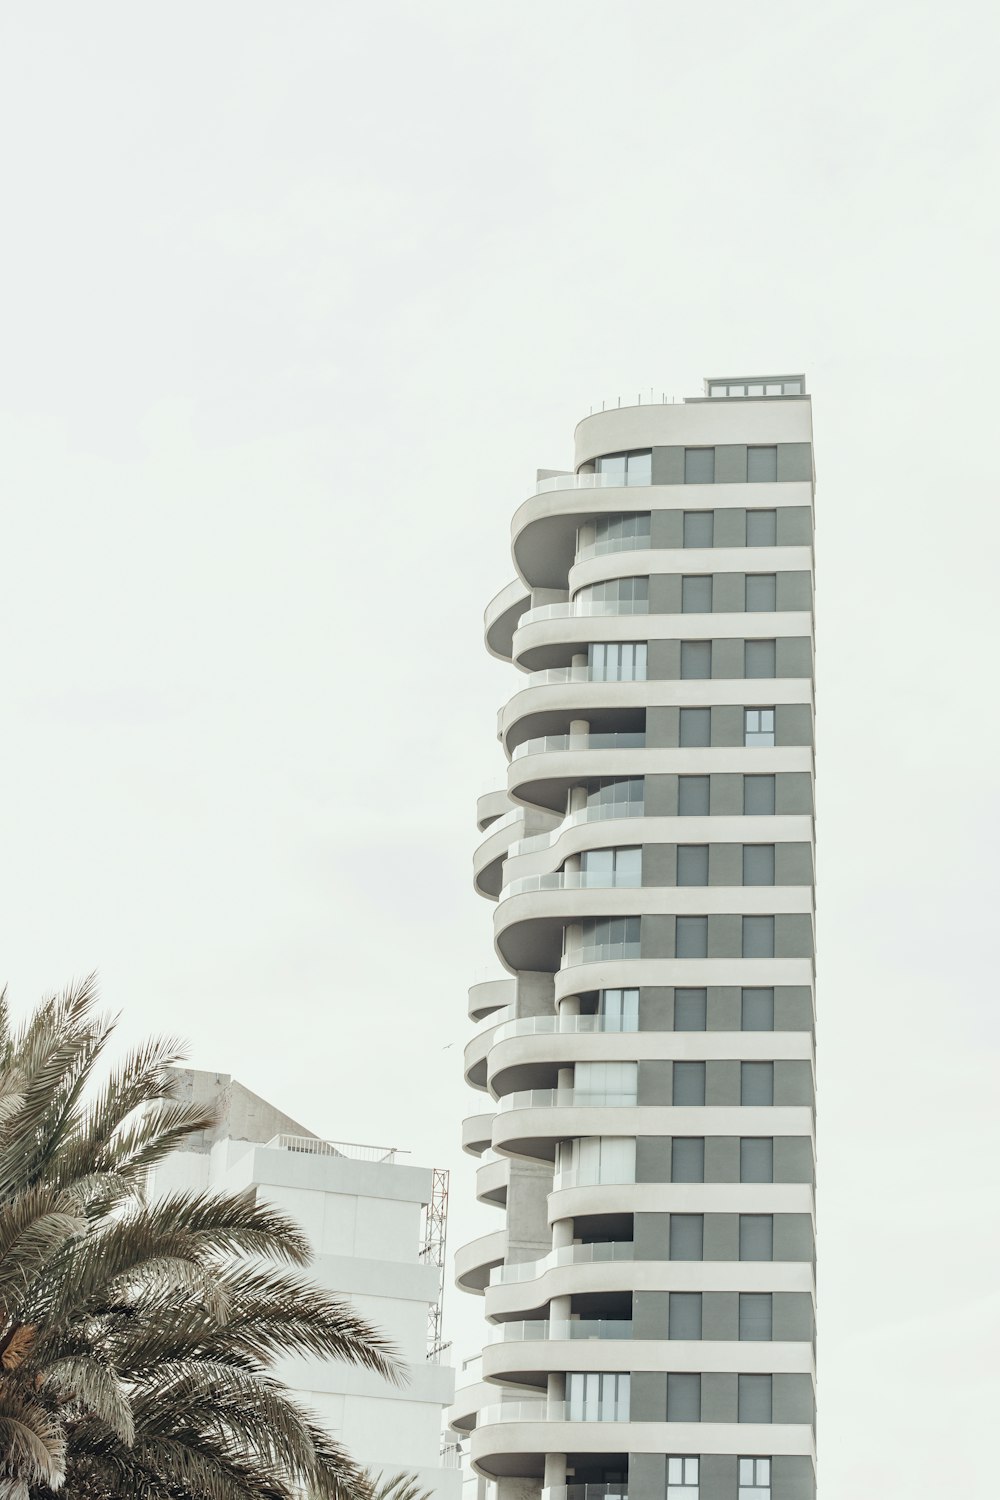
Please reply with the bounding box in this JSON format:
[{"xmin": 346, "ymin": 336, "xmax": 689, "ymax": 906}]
[
  {"xmin": 680, "ymin": 707, "xmax": 712, "ymax": 747},
  {"xmin": 739, "ymin": 1215, "xmax": 774, "ymax": 1262},
  {"xmin": 709, "ymin": 377, "xmax": 803, "ymax": 398},
  {"xmin": 596, "ymin": 450, "xmax": 652, "ymax": 486},
  {"xmin": 673, "ymin": 1061, "xmax": 706, "ymax": 1105},
  {"xmin": 589, "ymin": 642, "xmax": 647, "ymax": 681},
  {"xmin": 667, "ymin": 1457, "xmax": 699, "ymax": 1498},
  {"xmin": 586, "ymin": 778, "xmax": 645, "ymax": 818},
  {"xmin": 745, "ymin": 574, "xmax": 776, "ymax": 612},
  {"xmin": 566, "ymin": 1371, "xmax": 630, "ymax": 1421},
  {"xmin": 743, "ymin": 775, "xmax": 775, "ymax": 815},
  {"xmin": 669, "ymin": 1214, "xmax": 704, "ymax": 1261},
  {"xmin": 678, "ymin": 775, "xmax": 710, "ymax": 816},
  {"xmin": 675, "ymin": 915, "xmax": 708, "ymax": 958},
  {"xmin": 744, "ymin": 708, "xmax": 775, "ymax": 747},
  {"xmin": 671, "ymin": 1137, "xmax": 705, "ymax": 1183},
  {"xmin": 575, "ymin": 577, "xmax": 650, "ymax": 615},
  {"xmin": 682, "ymin": 575, "xmax": 713, "ymax": 613},
  {"xmin": 589, "ymin": 513, "xmax": 652, "ymax": 557},
  {"xmin": 581, "ymin": 847, "xmax": 642, "ymax": 888},
  {"xmin": 738, "ymin": 1457, "xmax": 771, "ymax": 1499},
  {"xmin": 739, "ymin": 1293, "xmax": 773, "ymax": 1342},
  {"xmin": 740, "ymin": 1138, "xmax": 774, "ymax": 1183},
  {"xmin": 742, "ymin": 916, "xmax": 775, "ymax": 958},
  {"xmin": 738, "ymin": 1374, "xmax": 772, "ymax": 1423},
  {"xmin": 556, "ymin": 1136, "xmax": 636, "ymax": 1187},
  {"xmin": 743, "ymin": 845, "xmax": 775, "ymax": 886},
  {"xmin": 742, "ymin": 987, "xmax": 775, "ymax": 1031},
  {"xmin": 675, "ymin": 987, "xmax": 707, "ymax": 1031},
  {"xmin": 745, "ymin": 640, "xmax": 776, "ymax": 678},
  {"xmin": 741, "ymin": 1062, "xmax": 774, "ymax": 1106},
  {"xmin": 599, "ymin": 988, "xmax": 639, "ymax": 1031},
  {"xmin": 677, "ymin": 845, "xmax": 709, "ymax": 887},
  {"xmin": 681, "ymin": 640, "xmax": 712, "ymax": 679},
  {"xmin": 575, "ymin": 1061, "xmax": 637, "ymax": 1104},
  {"xmin": 577, "ymin": 916, "xmax": 641, "ymax": 963},
  {"xmin": 684, "ymin": 448, "xmax": 715, "ymax": 484},
  {"xmin": 667, "ymin": 1372, "xmax": 701, "ymax": 1420},
  {"xmin": 669, "ymin": 1293, "xmax": 702, "ymax": 1340},
  {"xmin": 747, "ymin": 447, "xmax": 778, "ymax": 482},
  {"xmin": 683, "ymin": 510, "xmax": 714, "ymax": 548},
  {"xmin": 746, "ymin": 510, "xmax": 777, "ymax": 547}
]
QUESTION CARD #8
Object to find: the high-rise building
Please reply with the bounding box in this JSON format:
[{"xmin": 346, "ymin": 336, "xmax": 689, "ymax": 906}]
[
  {"xmin": 151, "ymin": 1069, "xmax": 461, "ymax": 1500},
  {"xmin": 453, "ymin": 378, "xmax": 816, "ymax": 1500}
]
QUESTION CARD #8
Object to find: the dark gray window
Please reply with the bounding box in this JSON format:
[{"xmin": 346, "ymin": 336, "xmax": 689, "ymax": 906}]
[
  {"xmin": 741, "ymin": 1138, "xmax": 774, "ymax": 1183},
  {"xmin": 677, "ymin": 845, "xmax": 709, "ymax": 887},
  {"xmin": 684, "ymin": 449, "xmax": 715, "ymax": 484},
  {"xmin": 667, "ymin": 1372, "xmax": 702, "ymax": 1420},
  {"xmin": 745, "ymin": 574, "xmax": 776, "ymax": 611},
  {"xmin": 680, "ymin": 707, "xmax": 711, "ymax": 747},
  {"xmin": 678, "ymin": 776, "xmax": 710, "ymax": 816},
  {"xmin": 669, "ymin": 1214, "xmax": 704, "ymax": 1261},
  {"xmin": 676, "ymin": 915, "xmax": 708, "ymax": 958},
  {"xmin": 742, "ymin": 987, "xmax": 775, "ymax": 1030},
  {"xmin": 739, "ymin": 1292, "xmax": 773, "ymax": 1341},
  {"xmin": 743, "ymin": 775, "xmax": 775, "ymax": 816},
  {"xmin": 683, "ymin": 510, "xmax": 714, "ymax": 548},
  {"xmin": 579, "ymin": 916, "xmax": 641, "ymax": 961},
  {"xmin": 745, "ymin": 640, "xmax": 776, "ymax": 678},
  {"xmin": 674, "ymin": 987, "xmax": 707, "ymax": 1031},
  {"xmin": 669, "ymin": 1291, "xmax": 702, "ymax": 1340},
  {"xmin": 743, "ymin": 845, "xmax": 775, "ymax": 886},
  {"xmin": 672, "ymin": 1137, "xmax": 705, "ymax": 1183},
  {"xmin": 742, "ymin": 916, "xmax": 775, "ymax": 958},
  {"xmin": 681, "ymin": 640, "xmax": 712, "ymax": 679},
  {"xmin": 739, "ymin": 1215, "xmax": 774, "ymax": 1261},
  {"xmin": 681, "ymin": 575, "xmax": 713, "ymax": 613},
  {"xmin": 746, "ymin": 510, "xmax": 777, "ymax": 547},
  {"xmin": 738, "ymin": 1374, "xmax": 772, "ymax": 1423},
  {"xmin": 591, "ymin": 513, "xmax": 652, "ymax": 553},
  {"xmin": 741, "ymin": 1062, "xmax": 774, "ymax": 1106},
  {"xmin": 673, "ymin": 1061, "xmax": 706, "ymax": 1105},
  {"xmin": 587, "ymin": 778, "xmax": 645, "ymax": 816},
  {"xmin": 747, "ymin": 447, "xmax": 778, "ymax": 482}
]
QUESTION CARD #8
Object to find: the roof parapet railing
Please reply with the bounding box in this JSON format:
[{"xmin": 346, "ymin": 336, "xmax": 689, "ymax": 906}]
[{"xmin": 265, "ymin": 1133, "xmax": 405, "ymax": 1164}]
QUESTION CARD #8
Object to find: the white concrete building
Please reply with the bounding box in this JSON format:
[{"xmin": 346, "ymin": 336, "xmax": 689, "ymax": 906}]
[
  {"xmin": 454, "ymin": 378, "xmax": 817, "ymax": 1500},
  {"xmin": 152, "ymin": 1069, "xmax": 461, "ymax": 1500}
]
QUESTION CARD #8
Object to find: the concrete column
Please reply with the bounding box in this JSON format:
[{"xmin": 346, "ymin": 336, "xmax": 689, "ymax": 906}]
[
  {"xmin": 552, "ymin": 1217, "xmax": 574, "ymax": 1248},
  {"xmin": 569, "ymin": 783, "xmax": 588, "ymax": 813},
  {"xmin": 543, "ymin": 1453, "xmax": 567, "ymax": 1490},
  {"xmin": 549, "ymin": 1293, "xmax": 571, "ymax": 1326}
]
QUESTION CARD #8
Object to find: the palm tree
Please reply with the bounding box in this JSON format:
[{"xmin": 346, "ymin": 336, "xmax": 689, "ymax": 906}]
[{"xmin": 0, "ymin": 977, "xmax": 417, "ymax": 1500}]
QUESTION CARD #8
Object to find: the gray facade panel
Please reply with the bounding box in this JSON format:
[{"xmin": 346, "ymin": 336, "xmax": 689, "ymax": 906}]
[
  {"xmin": 772, "ymin": 1458, "xmax": 816, "ymax": 1500},
  {"xmin": 703, "ymin": 1213, "xmax": 738, "ymax": 1261},
  {"xmin": 647, "ymin": 638, "xmax": 680, "ymax": 681},
  {"xmin": 773, "ymin": 1373, "xmax": 815, "ymax": 1425},
  {"xmin": 776, "ymin": 637, "xmax": 813, "ymax": 679},
  {"xmin": 773, "ymin": 1291, "xmax": 815, "ymax": 1342},
  {"xmin": 775, "ymin": 914, "xmax": 815, "ymax": 959},
  {"xmin": 644, "ymin": 774, "xmax": 677, "ymax": 817},
  {"xmin": 642, "ymin": 843, "xmax": 676, "ymax": 887},
  {"xmin": 709, "ymin": 986, "xmax": 741, "ymax": 1031},
  {"xmin": 635, "ymin": 1136, "xmax": 671, "ymax": 1183},
  {"xmin": 637, "ymin": 1059, "xmax": 672, "ymax": 1106},
  {"xmin": 702, "ymin": 1289, "xmax": 738, "ymax": 1340},
  {"xmin": 709, "ymin": 843, "xmax": 742, "ymax": 886},
  {"xmin": 638, "ymin": 986, "xmax": 673, "ymax": 1030},
  {"xmin": 774, "ymin": 986, "xmax": 815, "ymax": 1030},
  {"xmin": 701, "ymin": 1371, "xmax": 737, "ymax": 1423},
  {"xmin": 629, "ymin": 1372, "xmax": 667, "ymax": 1421},
  {"xmin": 714, "ymin": 444, "xmax": 748, "ymax": 483},
  {"xmin": 708, "ymin": 913, "xmax": 742, "ymax": 959},
  {"xmin": 633, "ymin": 1211, "xmax": 669, "ymax": 1260},
  {"xmin": 628, "ymin": 1454, "xmax": 666, "ymax": 1500},
  {"xmin": 774, "ymin": 703, "xmax": 814, "ymax": 747},
  {"xmin": 775, "ymin": 505, "xmax": 813, "ymax": 546},
  {"xmin": 633, "ymin": 1290, "xmax": 671, "ymax": 1339},
  {"xmin": 776, "ymin": 442, "xmax": 813, "ymax": 482},
  {"xmin": 699, "ymin": 1456, "xmax": 738, "ymax": 1500},
  {"xmin": 775, "ymin": 844, "xmax": 814, "ymax": 885},
  {"xmin": 713, "ymin": 572, "xmax": 745, "ymax": 613},
  {"xmin": 773, "ymin": 1136, "xmax": 815, "ymax": 1184},
  {"xmin": 774, "ymin": 1061, "xmax": 815, "ymax": 1107},
  {"xmin": 706, "ymin": 1059, "xmax": 740, "ymax": 1106},
  {"xmin": 651, "ymin": 447, "xmax": 685, "ymax": 487},
  {"xmin": 714, "ymin": 508, "xmax": 746, "ymax": 548},
  {"xmin": 705, "ymin": 1135, "xmax": 740, "ymax": 1182},
  {"xmin": 773, "ymin": 1214, "xmax": 815, "ymax": 1261},
  {"xmin": 775, "ymin": 772, "xmax": 814, "ymax": 815},
  {"xmin": 646, "ymin": 707, "xmax": 679, "ymax": 748},
  {"xmin": 648, "ymin": 573, "xmax": 682, "ymax": 614},
  {"xmin": 711, "ymin": 705, "xmax": 744, "ymax": 746},
  {"xmin": 776, "ymin": 570, "xmax": 813, "ymax": 611},
  {"xmin": 640, "ymin": 914, "xmax": 673, "ymax": 960},
  {"xmin": 711, "ymin": 637, "xmax": 743, "ymax": 679},
  {"xmin": 711, "ymin": 773, "xmax": 743, "ymax": 815}
]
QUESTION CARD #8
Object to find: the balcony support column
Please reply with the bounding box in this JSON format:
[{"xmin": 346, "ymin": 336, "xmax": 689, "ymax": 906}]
[{"xmin": 544, "ymin": 1454, "xmax": 567, "ymax": 1490}]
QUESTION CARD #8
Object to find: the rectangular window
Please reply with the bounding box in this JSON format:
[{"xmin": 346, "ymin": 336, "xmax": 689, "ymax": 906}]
[
  {"xmin": 745, "ymin": 574, "xmax": 776, "ymax": 611},
  {"xmin": 738, "ymin": 1374, "xmax": 772, "ymax": 1423},
  {"xmin": 683, "ymin": 510, "xmax": 714, "ymax": 547},
  {"xmin": 742, "ymin": 987, "xmax": 775, "ymax": 1031},
  {"xmin": 668, "ymin": 1293, "xmax": 702, "ymax": 1341},
  {"xmin": 595, "ymin": 451, "xmax": 652, "ymax": 487},
  {"xmin": 575, "ymin": 576, "xmax": 650, "ymax": 616},
  {"xmin": 674, "ymin": 987, "xmax": 707, "ymax": 1031},
  {"xmin": 590, "ymin": 513, "xmax": 652, "ymax": 557},
  {"xmin": 738, "ymin": 1457, "xmax": 771, "ymax": 1499},
  {"xmin": 678, "ymin": 775, "xmax": 710, "ymax": 816},
  {"xmin": 671, "ymin": 1137, "xmax": 705, "ymax": 1183},
  {"xmin": 589, "ymin": 642, "xmax": 648, "ymax": 682},
  {"xmin": 586, "ymin": 778, "xmax": 645, "ymax": 818},
  {"xmin": 677, "ymin": 845, "xmax": 709, "ymax": 887},
  {"xmin": 742, "ymin": 916, "xmax": 775, "ymax": 958},
  {"xmin": 740, "ymin": 1137, "xmax": 774, "ymax": 1183},
  {"xmin": 681, "ymin": 640, "xmax": 712, "ymax": 679},
  {"xmin": 739, "ymin": 1215, "xmax": 774, "ymax": 1262},
  {"xmin": 581, "ymin": 846, "xmax": 642, "ymax": 889},
  {"xmin": 675, "ymin": 915, "xmax": 708, "ymax": 958},
  {"xmin": 739, "ymin": 1292, "xmax": 773, "ymax": 1341},
  {"xmin": 667, "ymin": 1456, "xmax": 700, "ymax": 1498},
  {"xmin": 743, "ymin": 845, "xmax": 775, "ymax": 886},
  {"xmin": 566, "ymin": 1371, "xmax": 630, "ymax": 1421},
  {"xmin": 667, "ymin": 1372, "xmax": 702, "ymax": 1420},
  {"xmin": 557, "ymin": 1136, "xmax": 637, "ymax": 1187},
  {"xmin": 681, "ymin": 575, "xmax": 713, "ymax": 613},
  {"xmin": 744, "ymin": 708, "xmax": 775, "ymax": 747},
  {"xmin": 743, "ymin": 775, "xmax": 775, "ymax": 815},
  {"xmin": 680, "ymin": 707, "xmax": 712, "ymax": 747},
  {"xmin": 746, "ymin": 510, "xmax": 777, "ymax": 547},
  {"xmin": 578, "ymin": 916, "xmax": 642, "ymax": 963},
  {"xmin": 673, "ymin": 1061, "xmax": 706, "ymax": 1105},
  {"xmin": 745, "ymin": 640, "xmax": 776, "ymax": 678},
  {"xmin": 598, "ymin": 988, "xmax": 639, "ymax": 1032},
  {"xmin": 669, "ymin": 1214, "xmax": 704, "ymax": 1261},
  {"xmin": 684, "ymin": 448, "xmax": 715, "ymax": 484},
  {"xmin": 741, "ymin": 1062, "xmax": 774, "ymax": 1106},
  {"xmin": 747, "ymin": 447, "xmax": 778, "ymax": 482}
]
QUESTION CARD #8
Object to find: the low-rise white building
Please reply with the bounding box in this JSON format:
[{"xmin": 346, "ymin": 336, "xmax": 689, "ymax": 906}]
[{"xmin": 151, "ymin": 1069, "xmax": 460, "ymax": 1500}]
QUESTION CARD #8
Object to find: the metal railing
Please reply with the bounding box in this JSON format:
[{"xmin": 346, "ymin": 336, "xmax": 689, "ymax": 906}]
[{"xmin": 265, "ymin": 1134, "xmax": 402, "ymax": 1163}]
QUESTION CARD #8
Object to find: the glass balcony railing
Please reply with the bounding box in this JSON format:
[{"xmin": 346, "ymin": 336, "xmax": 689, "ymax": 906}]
[
  {"xmin": 564, "ymin": 943, "xmax": 642, "ymax": 966},
  {"xmin": 511, "ymin": 732, "xmax": 645, "ymax": 763},
  {"xmin": 492, "ymin": 1013, "xmax": 639, "ymax": 1043},
  {"xmin": 478, "ymin": 1400, "xmax": 629, "ymax": 1425},
  {"xmin": 576, "ymin": 535, "xmax": 652, "ymax": 563},
  {"xmin": 511, "ymin": 801, "xmax": 644, "ymax": 856},
  {"xmin": 553, "ymin": 1165, "xmax": 637, "ymax": 1189},
  {"xmin": 498, "ymin": 1088, "xmax": 638, "ymax": 1113},
  {"xmin": 545, "ymin": 1486, "xmax": 630, "ymax": 1500},
  {"xmin": 534, "ymin": 472, "xmax": 652, "ymax": 495},
  {"xmin": 489, "ymin": 1241, "xmax": 635, "ymax": 1286},
  {"xmin": 502, "ymin": 869, "xmax": 642, "ymax": 899},
  {"xmin": 487, "ymin": 1319, "xmax": 633, "ymax": 1343},
  {"xmin": 520, "ymin": 599, "xmax": 651, "ymax": 626}
]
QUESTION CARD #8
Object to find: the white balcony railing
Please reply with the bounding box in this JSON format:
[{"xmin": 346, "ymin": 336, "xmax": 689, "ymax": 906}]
[
  {"xmin": 498, "ymin": 1089, "xmax": 638, "ymax": 1113},
  {"xmin": 534, "ymin": 472, "xmax": 652, "ymax": 495},
  {"xmin": 489, "ymin": 1241, "xmax": 635, "ymax": 1286},
  {"xmin": 492, "ymin": 1013, "xmax": 639, "ymax": 1043},
  {"xmin": 478, "ymin": 1400, "xmax": 629, "ymax": 1424},
  {"xmin": 265, "ymin": 1134, "xmax": 401, "ymax": 1163},
  {"xmin": 487, "ymin": 1318, "xmax": 633, "ymax": 1343},
  {"xmin": 519, "ymin": 599, "xmax": 651, "ymax": 626},
  {"xmin": 511, "ymin": 800, "xmax": 644, "ymax": 856},
  {"xmin": 511, "ymin": 732, "xmax": 645, "ymax": 763},
  {"xmin": 501, "ymin": 869, "xmax": 642, "ymax": 899}
]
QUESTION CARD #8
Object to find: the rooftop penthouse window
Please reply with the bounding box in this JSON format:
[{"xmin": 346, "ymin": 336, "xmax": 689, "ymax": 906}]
[{"xmin": 707, "ymin": 376, "xmax": 804, "ymax": 398}]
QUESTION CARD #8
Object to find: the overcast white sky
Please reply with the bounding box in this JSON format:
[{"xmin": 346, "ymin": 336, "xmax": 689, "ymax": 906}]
[{"xmin": 1, "ymin": 1, "xmax": 998, "ymax": 1492}]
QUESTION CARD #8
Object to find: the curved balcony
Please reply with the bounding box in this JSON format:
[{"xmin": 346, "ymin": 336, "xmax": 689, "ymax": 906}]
[
  {"xmin": 509, "ymin": 483, "xmax": 651, "ymax": 591},
  {"xmin": 455, "ymin": 1228, "xmax": 507, "ymax": 1294},
  {"xmin": 490, "ymin": 1242, "xmax": 635, "ymax": 1287},
  {"xmin": 469, "ymin": 977, "xmax": 515, "ymax": 1022},
  {"xmin": 475, "ymin": 805, "xmax": 561, "ymax": 900},
  {"xmin": 462, "ymin": 1111, "xmax": 495, "ymax": 1157},
  {"xmin": 484, "ymin": 1335, "xmax": 813, "ymax": 1391},
  {"xmin": 485, "ymin": 578, "xmax": 532, "ymax": 663},
  {"xmin": 476, "ymin": 1151, "xmax": 509, "ymax": 1208},
  {"xmin": 511, "ymin": 731, "xmax": 645, "ymax": 764},
  {"xmin": 512, "ymin": 609, "xmax": 813, "ymax": 674},
  {"xmin": 478, "ymin": 789, "xmax": 514, "ymax": 832},
  {"xmin": 463, "ymin": 1011, "xmax": 511, "ymax": 1092},
  {"xmin": 510, "ymin": 798, "xmax": 645, "ymax": 857}
]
